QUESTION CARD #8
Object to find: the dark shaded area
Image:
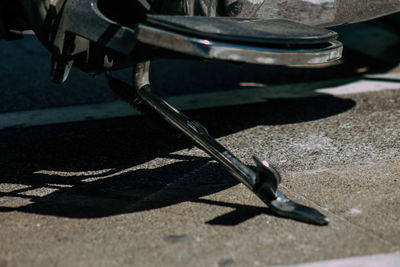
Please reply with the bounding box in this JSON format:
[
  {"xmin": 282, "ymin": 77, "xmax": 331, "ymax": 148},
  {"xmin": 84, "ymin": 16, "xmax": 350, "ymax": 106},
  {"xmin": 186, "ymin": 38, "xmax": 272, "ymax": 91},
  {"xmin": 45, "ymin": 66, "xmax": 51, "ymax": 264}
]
[
  {"xmin": 0, "ymin": 94, "xmax": 355, "ymax": 223},
  {"xmin": 97, "ymin": 0, "xmax": 148, "ymax": 29},
  {"xmin": 198, "ymin": 199, "xmax": 275, "ymax": 225},
  {"xmin": 0, "ymin": 0, "xmax": 29, "ymax": 40},
  {"xmin": 2, "ymin": 18, "xmax": 400, "ymax": 112},
  {"xmin": 380, "ymin": 12, "xmax": 400, "ymax": 36},
  {"xmin": 0, "ymin": 35, "xmax": 117, "ymax": 113}
]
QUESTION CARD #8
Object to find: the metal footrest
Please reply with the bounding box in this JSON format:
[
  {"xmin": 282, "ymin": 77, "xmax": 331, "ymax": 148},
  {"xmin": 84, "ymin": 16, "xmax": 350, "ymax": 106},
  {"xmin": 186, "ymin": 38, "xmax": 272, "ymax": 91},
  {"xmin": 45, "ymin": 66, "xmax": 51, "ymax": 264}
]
[
  {"xmin": 46, "ymin": 0, "xmax": 343, "ymax": 83},
  {"xmin": 137, "ymin": 15, "xmax": 342, "ymax": 66}
]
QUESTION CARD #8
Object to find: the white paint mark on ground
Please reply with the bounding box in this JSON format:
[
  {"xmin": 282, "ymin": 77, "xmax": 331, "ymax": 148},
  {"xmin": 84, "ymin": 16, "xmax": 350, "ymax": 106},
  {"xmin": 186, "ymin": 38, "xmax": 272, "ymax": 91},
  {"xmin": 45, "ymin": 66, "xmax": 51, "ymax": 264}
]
[
  {"xmin": 280, "ymin": 252, "xmax": 400, "ymax": 267},
  {"xmin": 316, "ymin": 79, "xmax": 400, "ymax": 95},
  {"xmin": 1, "ymin": 73, "xmax": 400, "ymax": 130}
]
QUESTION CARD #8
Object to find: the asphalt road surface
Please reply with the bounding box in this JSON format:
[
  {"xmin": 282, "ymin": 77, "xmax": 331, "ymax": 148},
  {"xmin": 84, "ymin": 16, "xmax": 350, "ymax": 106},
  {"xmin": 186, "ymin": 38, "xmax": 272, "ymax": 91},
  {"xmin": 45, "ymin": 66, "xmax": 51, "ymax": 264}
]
[{"xmin": 0, "ymin": 20, "xmax": 399, "ymax": 266}]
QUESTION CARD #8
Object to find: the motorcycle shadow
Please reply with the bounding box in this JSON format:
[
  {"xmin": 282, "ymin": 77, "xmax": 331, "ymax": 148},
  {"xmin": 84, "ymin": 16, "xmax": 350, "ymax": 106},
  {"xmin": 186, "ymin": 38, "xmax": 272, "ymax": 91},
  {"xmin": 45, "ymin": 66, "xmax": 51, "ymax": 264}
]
[{"xmin": 0, "ymin": 93, "xmax": 355, "ymax": 224}]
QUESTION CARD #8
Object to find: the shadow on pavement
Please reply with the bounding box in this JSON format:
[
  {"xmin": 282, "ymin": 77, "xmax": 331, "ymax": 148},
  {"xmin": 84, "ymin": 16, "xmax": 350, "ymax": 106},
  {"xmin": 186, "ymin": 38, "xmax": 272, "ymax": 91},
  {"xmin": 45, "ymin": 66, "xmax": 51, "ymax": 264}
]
[{"xmin": 0, "ymin": 94, "xmax": 355, "ymax": 225}]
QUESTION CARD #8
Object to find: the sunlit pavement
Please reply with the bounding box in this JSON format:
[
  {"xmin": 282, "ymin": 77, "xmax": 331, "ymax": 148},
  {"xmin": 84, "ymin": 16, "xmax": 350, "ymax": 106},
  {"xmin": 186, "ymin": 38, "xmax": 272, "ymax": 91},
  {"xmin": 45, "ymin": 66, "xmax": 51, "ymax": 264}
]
[{"xmin": 0, "ymin": 19, "xmax": 399, "ymax": 266}]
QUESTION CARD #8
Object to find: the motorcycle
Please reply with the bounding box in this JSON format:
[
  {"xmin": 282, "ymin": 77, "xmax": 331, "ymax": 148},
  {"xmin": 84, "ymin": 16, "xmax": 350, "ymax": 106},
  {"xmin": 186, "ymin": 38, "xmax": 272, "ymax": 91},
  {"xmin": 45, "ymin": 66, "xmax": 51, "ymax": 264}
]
[{"xmin": 1, "ymin": 0, "xmax": 399, "ymax": 224}]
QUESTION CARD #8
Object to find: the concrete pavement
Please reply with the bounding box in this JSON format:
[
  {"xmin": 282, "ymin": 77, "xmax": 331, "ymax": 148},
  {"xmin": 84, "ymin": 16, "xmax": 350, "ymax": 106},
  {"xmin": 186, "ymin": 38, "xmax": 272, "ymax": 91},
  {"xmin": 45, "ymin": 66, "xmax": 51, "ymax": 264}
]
[{"xmin": 0, "ymin": 87, "xmax": 399, "ymax": 266}]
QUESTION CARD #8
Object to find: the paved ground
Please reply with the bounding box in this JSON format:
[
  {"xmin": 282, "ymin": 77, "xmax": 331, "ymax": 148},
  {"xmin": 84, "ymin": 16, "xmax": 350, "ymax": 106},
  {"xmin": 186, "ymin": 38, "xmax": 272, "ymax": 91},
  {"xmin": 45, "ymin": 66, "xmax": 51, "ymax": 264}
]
[{"xmin": 0, "ymin": 19, "xmax": 400, "ymax": 266}]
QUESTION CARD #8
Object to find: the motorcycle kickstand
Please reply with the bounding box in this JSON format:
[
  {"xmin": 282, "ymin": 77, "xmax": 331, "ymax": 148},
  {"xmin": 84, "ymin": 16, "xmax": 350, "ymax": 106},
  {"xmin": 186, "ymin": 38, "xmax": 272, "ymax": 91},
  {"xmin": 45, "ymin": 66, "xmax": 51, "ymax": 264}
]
[{"xmin": 108, "ymin": 60, "xmax": 329, "ymax": 225}]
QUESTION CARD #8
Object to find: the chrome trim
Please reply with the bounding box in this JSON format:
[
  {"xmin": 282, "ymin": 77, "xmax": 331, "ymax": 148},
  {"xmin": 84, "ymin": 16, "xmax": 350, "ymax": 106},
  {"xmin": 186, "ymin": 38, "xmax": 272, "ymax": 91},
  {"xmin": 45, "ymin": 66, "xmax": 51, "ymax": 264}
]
[{"xmin": 136, "ymin": 24, "xmax": 343, "ymax": 66}]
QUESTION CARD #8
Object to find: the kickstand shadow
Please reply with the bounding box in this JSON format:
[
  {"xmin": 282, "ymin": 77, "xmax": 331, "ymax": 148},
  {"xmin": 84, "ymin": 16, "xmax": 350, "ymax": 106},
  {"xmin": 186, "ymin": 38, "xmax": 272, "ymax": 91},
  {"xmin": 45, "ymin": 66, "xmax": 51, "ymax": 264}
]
[{"xmin": 0, "ymin": 90, "xmax": 356, "ymax": 225}]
